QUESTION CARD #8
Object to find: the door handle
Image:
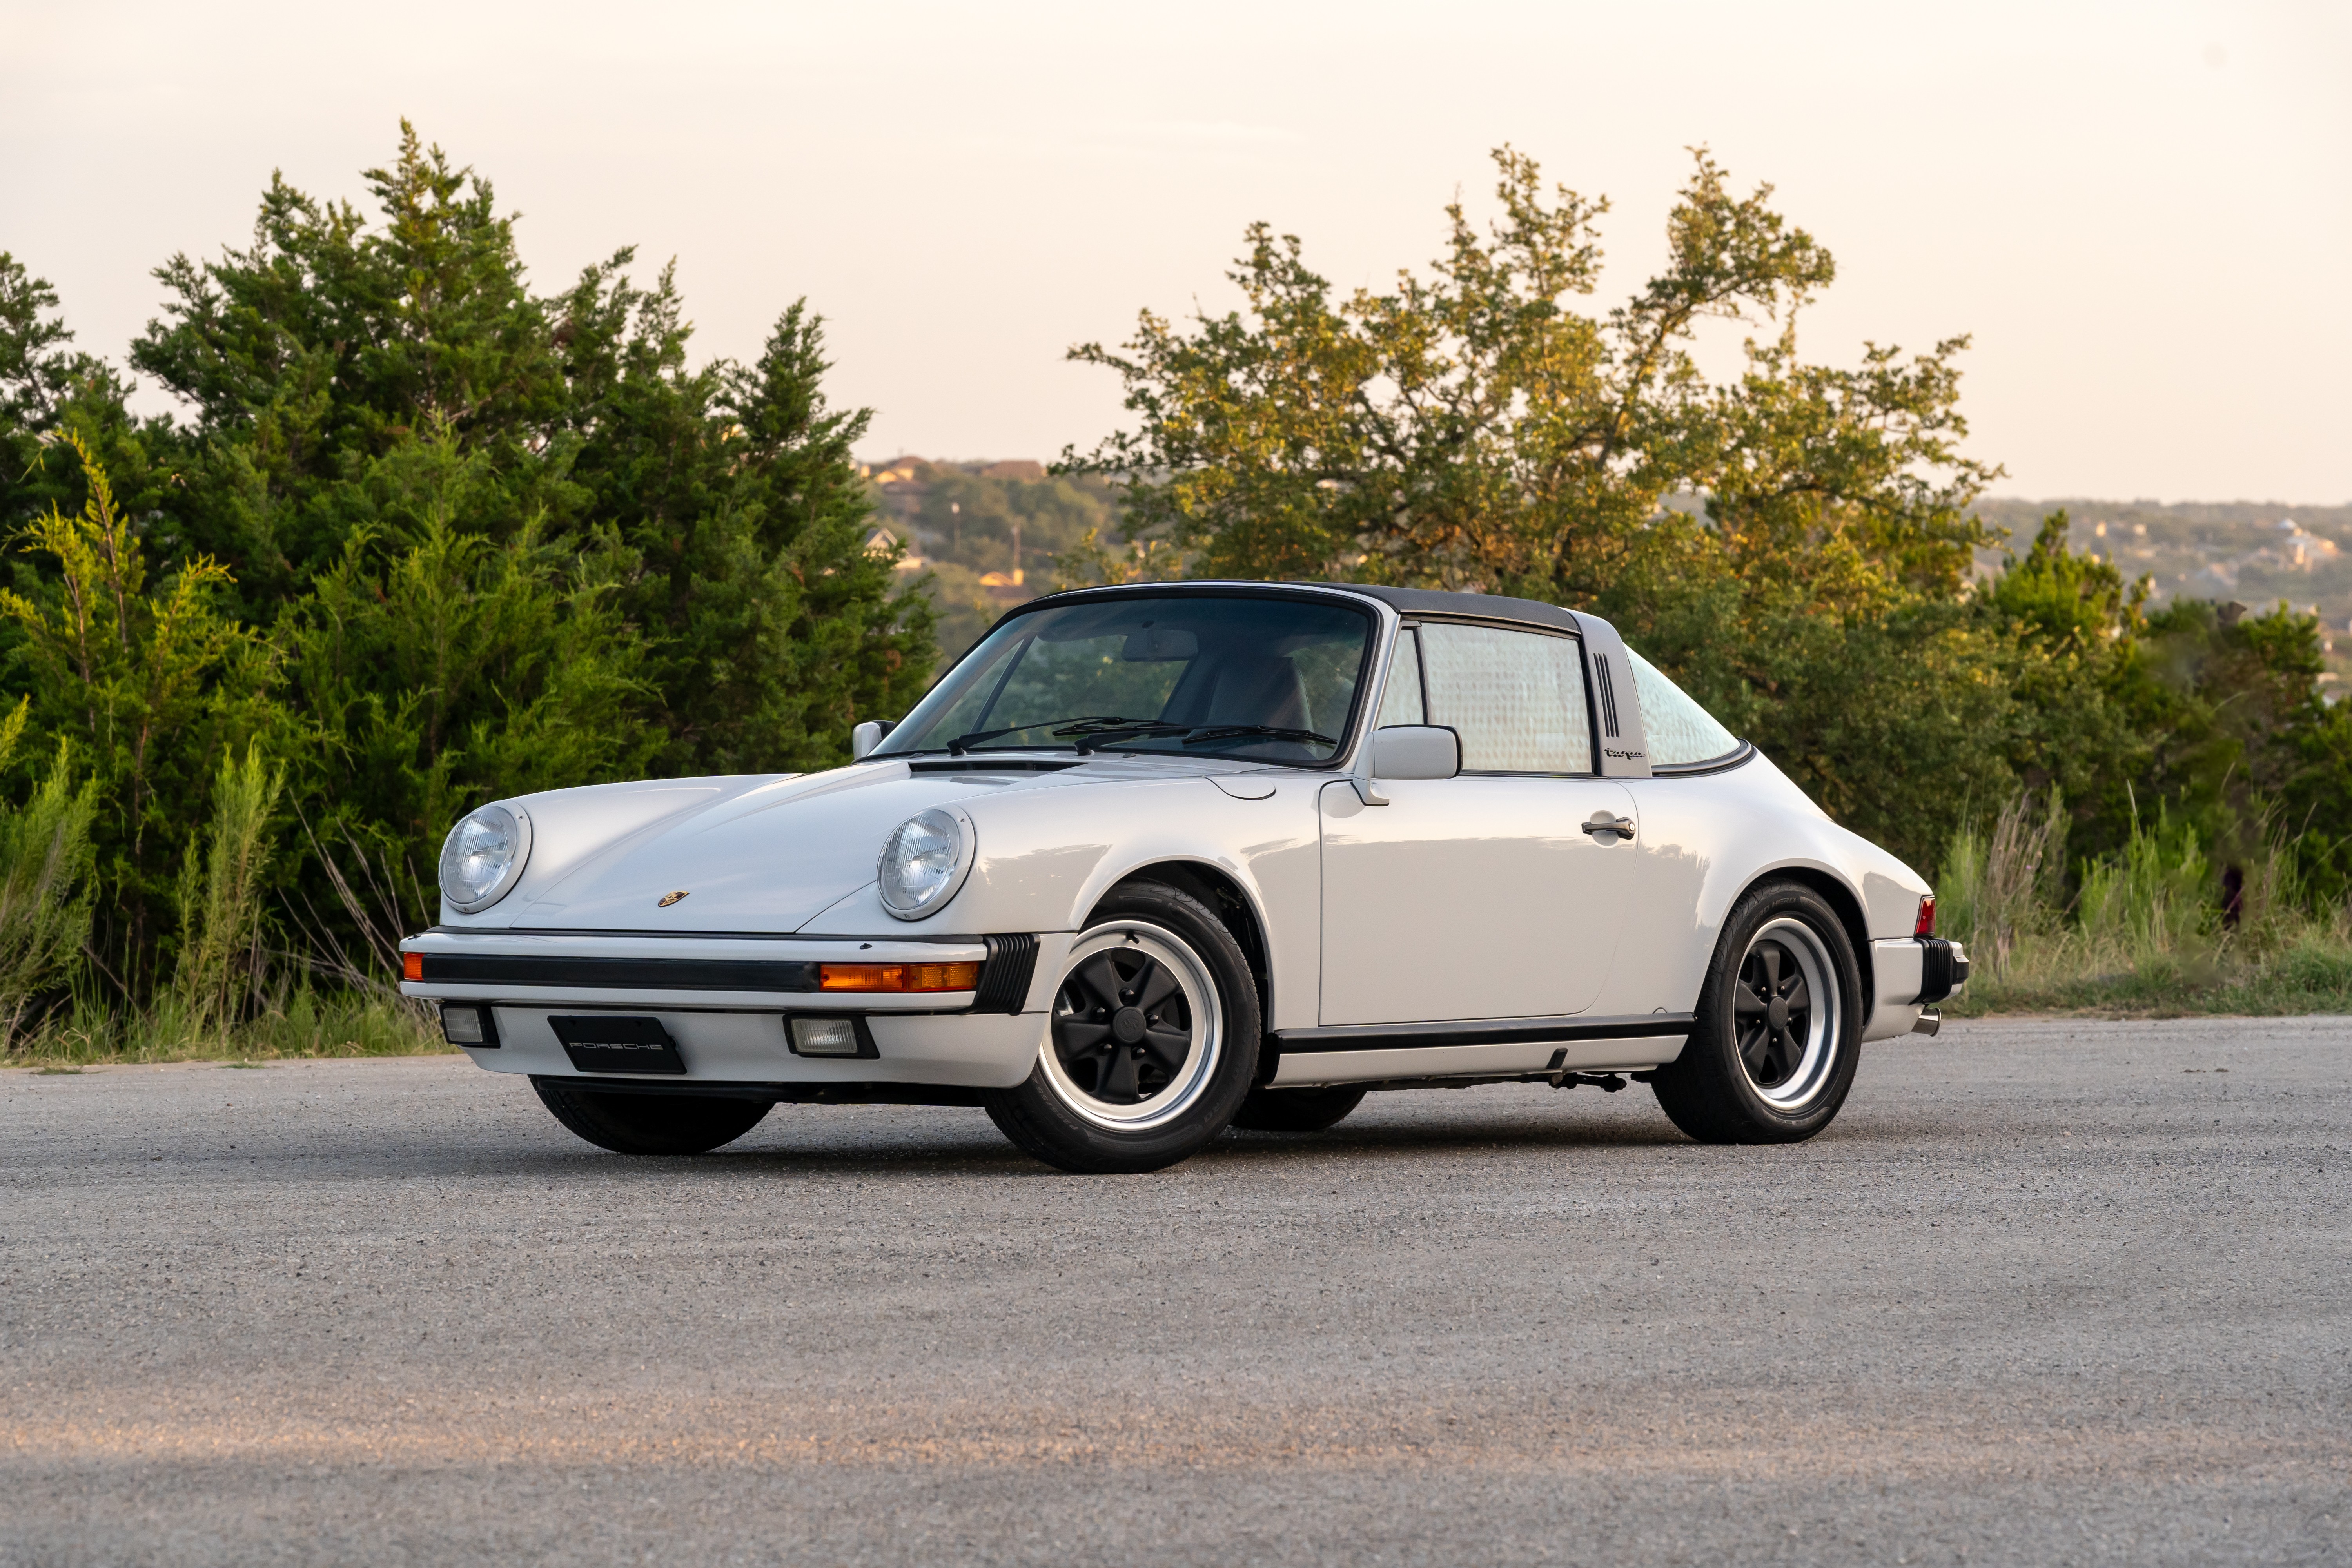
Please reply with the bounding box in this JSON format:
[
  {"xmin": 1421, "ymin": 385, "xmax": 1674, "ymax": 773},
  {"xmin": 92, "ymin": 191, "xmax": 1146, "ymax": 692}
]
[{"xmin": 1582, "ymin": 813, "xmax": 1635, "ymax": 840}]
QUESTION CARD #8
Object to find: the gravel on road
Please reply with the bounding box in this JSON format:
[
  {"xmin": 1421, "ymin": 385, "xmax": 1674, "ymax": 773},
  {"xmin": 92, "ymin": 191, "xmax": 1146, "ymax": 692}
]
[{"xmin": 4, "ymin": 1016, "xmax": 2348, "ymax": 1566}]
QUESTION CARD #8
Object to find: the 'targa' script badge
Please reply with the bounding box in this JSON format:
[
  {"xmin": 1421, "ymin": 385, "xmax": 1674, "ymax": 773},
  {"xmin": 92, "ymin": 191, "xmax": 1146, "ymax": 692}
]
[{"xmin": 657, "ymin": 890, "xmax": 690, "ymax": 908}]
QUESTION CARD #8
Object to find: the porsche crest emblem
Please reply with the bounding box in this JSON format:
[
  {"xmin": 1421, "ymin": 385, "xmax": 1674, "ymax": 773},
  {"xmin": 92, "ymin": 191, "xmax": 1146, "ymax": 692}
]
[{"xmin": 657, "ymin": 890, "xmax": 690, "ymax": 908}]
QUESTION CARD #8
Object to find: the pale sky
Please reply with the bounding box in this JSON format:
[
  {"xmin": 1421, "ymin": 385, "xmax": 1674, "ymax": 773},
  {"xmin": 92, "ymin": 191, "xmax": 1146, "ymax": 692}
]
[{"xmin": 5, "ymin": 1, "xmax": 2347, "ymax": 503}]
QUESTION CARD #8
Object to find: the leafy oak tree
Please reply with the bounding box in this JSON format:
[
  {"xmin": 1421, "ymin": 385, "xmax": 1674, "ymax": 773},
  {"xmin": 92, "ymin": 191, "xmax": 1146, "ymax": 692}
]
[
  {"xmin": 1060, "ymin": 147, "xmax": 2009, "ymax": 864},
  {"xmin": 1063, "ymin": 147, "xmax": 1994, "ymax": 608}
]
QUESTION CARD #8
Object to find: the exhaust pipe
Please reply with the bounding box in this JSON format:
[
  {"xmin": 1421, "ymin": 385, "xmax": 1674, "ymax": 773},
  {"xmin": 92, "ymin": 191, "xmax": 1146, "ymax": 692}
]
[
  {"xmin": 1544, "ymin": 1050, "xmax": 1628, "ymax": 1090},
  {"xmin": 1911, "ymin": 1007, "xmax": 1942, "ymax": 1038}
]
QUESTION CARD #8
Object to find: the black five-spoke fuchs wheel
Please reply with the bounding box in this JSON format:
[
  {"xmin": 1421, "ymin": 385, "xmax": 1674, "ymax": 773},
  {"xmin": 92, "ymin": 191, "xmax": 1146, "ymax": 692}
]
[
  {"xmin": 532, "ymin": 1080, "xmax": 771, "ymax": 1156},
  {"xmin": 984, "ymin": 880, "xmax": 1261, "ymax": 1174},
  {"xmin": 1651, "ymin": 878, "xmax": 1862, "ymax": 1144}
]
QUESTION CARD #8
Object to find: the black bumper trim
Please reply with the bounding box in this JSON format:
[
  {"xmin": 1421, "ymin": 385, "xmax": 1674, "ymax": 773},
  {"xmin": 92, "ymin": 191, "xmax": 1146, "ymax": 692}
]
[
  {"xmin": 1916, "ymin": 937, "xmax": 1969, "ymax": 1006},
  {"xmin": 419, "ymin": 953, "xmax": 824, "ymax": 991},
  {"xmin": 973, "ymin": 934, "xmax": 1039, "ymax": 1014}
]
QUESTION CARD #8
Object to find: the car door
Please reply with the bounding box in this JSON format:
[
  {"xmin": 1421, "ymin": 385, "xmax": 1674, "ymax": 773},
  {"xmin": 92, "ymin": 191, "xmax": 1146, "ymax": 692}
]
[{"xmin": 1319, "ymin": 621, "xmax": 1640, "ymax": 1026}]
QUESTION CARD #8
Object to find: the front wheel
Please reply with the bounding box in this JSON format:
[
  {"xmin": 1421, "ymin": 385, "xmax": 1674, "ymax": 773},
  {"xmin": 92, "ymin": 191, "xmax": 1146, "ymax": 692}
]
[
  {"xmin": 1650, "ymin": 879, "xmax": 1861, "ymax": 1144},
  {"xmin": 532, "ymin": 1079, "xmax": 771, "ymax": 1155},
  {"xmin": 984, "ymin": 882, "xmax": 1261, "ymax": 1173}
]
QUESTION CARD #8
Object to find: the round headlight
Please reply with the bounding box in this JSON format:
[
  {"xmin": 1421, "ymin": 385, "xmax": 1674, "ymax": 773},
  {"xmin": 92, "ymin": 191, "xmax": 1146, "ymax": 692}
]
[
  {"xmin": 877, "ymin": 807, "xmax": 974, "ymax": 920},
  {"xmin": 438, "ymin": 802, "xmax": 532, "ymax": 914}
]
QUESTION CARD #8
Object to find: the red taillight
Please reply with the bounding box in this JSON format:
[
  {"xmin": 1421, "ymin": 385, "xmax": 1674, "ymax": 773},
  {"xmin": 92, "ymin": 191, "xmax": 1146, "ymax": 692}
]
[
  {"xmin": 818, "ymin": 962, "xmax": 982, "ymax": 993},
  {"xmin": 402, "ymin": 951, "xmax": 424, "ymax": 982},
  {"xmin": 1914, "ymin": 895, "xmax": 1937, "ymax": 937}
]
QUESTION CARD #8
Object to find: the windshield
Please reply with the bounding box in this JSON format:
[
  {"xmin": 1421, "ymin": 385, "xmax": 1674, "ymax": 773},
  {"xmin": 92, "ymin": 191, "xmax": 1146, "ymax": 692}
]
[{"xmin": 879, "ymin": 593, "xmax": 1376, "ymax": 765}]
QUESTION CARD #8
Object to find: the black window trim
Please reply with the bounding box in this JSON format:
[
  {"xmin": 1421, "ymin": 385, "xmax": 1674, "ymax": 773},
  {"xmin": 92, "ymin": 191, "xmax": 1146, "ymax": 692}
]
[
  {"xmin": 1648, "ymin": 739, "xmax": 1757, "ymax": 777},
  {"xmin": 1405, "ymin": 613, "xmax": 1603, "ymax": 780}
]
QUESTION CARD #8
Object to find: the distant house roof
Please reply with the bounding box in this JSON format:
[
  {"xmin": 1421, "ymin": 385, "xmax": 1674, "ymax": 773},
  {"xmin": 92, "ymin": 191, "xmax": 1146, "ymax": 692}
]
[
  {"xmin": 868, "ymin": 456, "xmax": 928, "ymax": 485},
  {"xmin": 981, "ymin": 460, "xmax": 1046, "ymax": 482}
]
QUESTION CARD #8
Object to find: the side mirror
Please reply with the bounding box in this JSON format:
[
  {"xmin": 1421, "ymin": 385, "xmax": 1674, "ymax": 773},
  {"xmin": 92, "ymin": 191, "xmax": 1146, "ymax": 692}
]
[
  {"xmin": 1370, "ymin": 725, "xmax": 1459, "ymax": 780},
  {"xmin": 850, "ymin": 719, "xmax": 896, "ymax": 761}
]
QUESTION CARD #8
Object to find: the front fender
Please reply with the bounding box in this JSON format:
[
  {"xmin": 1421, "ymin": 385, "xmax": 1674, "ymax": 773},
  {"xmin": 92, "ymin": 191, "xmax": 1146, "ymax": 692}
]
[{"xmin": 798, "ymin": 772, "xmax": 1325, "ymax": 1031}]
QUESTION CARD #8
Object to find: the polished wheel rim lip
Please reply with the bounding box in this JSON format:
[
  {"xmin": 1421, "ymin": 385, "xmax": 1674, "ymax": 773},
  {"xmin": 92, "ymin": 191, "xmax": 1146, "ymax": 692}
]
[
  {"xmin": 1041, "ymin": 921, "xmax": 1222, "ymax": 1131},
  {"xmin": 1733, "ymin": 916, "xmax": 1839, "ymax": 1110}
]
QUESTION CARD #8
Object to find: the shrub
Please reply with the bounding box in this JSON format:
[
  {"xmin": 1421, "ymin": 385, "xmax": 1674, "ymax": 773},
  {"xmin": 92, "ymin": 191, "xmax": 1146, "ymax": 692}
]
[
  {"xmin": 171, "ymin": 741, "xmax": 285, "ymax": 1038},
  {"xmin": 0, "ymin": 701, "xmax": 98, "ymax": 1047}
]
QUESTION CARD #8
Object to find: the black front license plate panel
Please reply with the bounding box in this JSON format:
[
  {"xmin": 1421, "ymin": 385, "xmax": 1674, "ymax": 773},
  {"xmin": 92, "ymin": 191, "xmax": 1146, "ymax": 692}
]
[{"xmin": 550, "ymin": 1015, "xmax": 687, "ymax": 1076}]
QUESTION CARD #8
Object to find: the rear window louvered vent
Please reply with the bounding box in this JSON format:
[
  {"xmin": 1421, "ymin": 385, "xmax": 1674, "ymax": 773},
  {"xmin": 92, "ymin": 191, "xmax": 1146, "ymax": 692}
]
[{"xmin": 1595, "ymin": 656, "xmax": 1622, "ymax": 739}]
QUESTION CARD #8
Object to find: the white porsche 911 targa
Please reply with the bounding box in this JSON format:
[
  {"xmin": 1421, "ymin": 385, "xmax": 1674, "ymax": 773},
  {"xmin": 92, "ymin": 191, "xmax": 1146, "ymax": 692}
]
[{"xmin": 399, "ymin": 582, "xmax": 1967, "ymax": 1172}]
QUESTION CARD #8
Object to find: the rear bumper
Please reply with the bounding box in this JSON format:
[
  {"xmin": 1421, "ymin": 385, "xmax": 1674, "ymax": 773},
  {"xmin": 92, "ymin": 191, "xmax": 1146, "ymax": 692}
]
[{"xmin": 1861, "ymin": 936, "xmax": 1971, "ymax": 1042}]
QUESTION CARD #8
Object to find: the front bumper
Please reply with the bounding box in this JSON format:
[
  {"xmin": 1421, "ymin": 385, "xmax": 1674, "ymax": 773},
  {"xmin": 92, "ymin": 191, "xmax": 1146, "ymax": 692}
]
[
  {"xmin": 440, "ymin": 1005, "xmax": 1051, "ymax": 1089},
  {"xmin": 399, "ymin": 929, "xmax": 1063, "ymax": 1089}
]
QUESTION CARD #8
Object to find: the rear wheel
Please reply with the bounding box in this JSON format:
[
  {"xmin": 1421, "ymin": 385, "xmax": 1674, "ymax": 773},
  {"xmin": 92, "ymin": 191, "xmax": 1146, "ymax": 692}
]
[
  {"xmin": 532, "ymin": 1079, "xmax": 771, "ymax": 1155},
  {"xmin": 984, "ymin": 882, "xmax": 1260, "ymax": 1173},
  {"xmin": 1650, "ymin": 879, "xmax": 1861, "ymax": 1144},
  {"xmin": 1232, "ymin": 1084, "xmax": 1368, "ymax": 1133}
]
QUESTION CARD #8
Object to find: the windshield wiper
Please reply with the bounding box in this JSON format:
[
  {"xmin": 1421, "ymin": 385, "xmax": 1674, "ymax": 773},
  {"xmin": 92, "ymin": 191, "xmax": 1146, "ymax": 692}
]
[
  {"xmin": 1071, "ymin": 720, "xmax": 1341, "ymax": 758},
  {"xmin": 1180, "ymin": 724, "xmax": 1338, "ymax": 750},
  {"xmin": 946, "ymin": 715, "xmax": 1137, "ymax": 755},
  {"xmin": 1058, "ymin": 719, "xmax": 1194, "ymax": 755},
  {"xmin": 946, "ymin": 716, "xmax": 1341, "ymax": 759}
]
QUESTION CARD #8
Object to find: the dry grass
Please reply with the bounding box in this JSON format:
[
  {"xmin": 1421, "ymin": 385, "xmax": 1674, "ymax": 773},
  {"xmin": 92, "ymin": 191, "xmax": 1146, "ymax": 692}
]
[
  {"xmin": 5, "ymin": 989, "xmax": 447, "ymax": 1068},
  {"xmin": 1942, "ymin": 789, "xmax": 2352, "ymax": 1018}
]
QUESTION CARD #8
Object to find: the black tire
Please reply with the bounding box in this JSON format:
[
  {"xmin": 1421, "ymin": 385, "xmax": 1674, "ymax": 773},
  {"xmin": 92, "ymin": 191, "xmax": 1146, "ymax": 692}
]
[
  {"xmin": 1231, "ymin": 1083, "xmax": 1368, "ymax": 1133},
  {"xmin": 984, "ymin": 881, "xmax": 1261, "ymax": 1174},
  {"xmin": 1651, "ymin": 879, "xmax": 1862, "ymax": 1144},
  {"xmin": 532, "ymin": 1079, "xmax": 771, "ymax": 1155}
]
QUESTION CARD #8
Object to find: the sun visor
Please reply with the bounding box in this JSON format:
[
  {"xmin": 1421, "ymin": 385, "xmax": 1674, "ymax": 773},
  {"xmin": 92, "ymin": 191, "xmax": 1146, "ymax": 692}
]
[{"xmin": 1569, "ymin": 613, "xmax": 1653, "ymax": 779}]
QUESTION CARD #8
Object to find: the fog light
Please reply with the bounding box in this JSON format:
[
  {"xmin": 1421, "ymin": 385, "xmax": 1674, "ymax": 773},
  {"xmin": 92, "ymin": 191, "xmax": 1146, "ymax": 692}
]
[
  {"xmin": 439, "ymin": 1004, "xmax": 495, "ymax": 1047},
  {"xmin": 789, "ymin": 1016, "xmax": 866, "ymax": 1057}
]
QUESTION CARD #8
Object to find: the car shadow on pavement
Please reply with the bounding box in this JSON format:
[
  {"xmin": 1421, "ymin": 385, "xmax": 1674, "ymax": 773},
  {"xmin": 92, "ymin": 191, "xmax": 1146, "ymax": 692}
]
[
  {"xmin": 704, "ymin": 1102, "xmax": 1699, "ymax": 1176},
  {"xmin": 348, "ymin": 1088, "xmax": 1698, "ymax": 1180},
  {"xmin": 381, "ymin": 1110, "xmax": 1695, "ymax": 1181},
  {"xmin": 1208, "ymin": 1120, "xmax": 1693, "ymax": 1163}
]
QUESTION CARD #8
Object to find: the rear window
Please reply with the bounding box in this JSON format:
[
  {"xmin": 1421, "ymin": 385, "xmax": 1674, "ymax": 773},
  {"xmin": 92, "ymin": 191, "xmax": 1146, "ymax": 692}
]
[{"xmin": 1627, "ymin": 650, "xmax": 1740, "ymax": 766}]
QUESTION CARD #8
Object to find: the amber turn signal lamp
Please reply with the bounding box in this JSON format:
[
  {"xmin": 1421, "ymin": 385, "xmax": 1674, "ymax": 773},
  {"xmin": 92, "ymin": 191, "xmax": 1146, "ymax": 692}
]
[
  {"xmin": 1914, "ymin": 895, "xmax": 1937, "ymax": 938},
  {"xmin": 818, "ymin": 962, "xmax": 982, "ymax": 993},
  {"xmin": 402, "ymin": 951, "xmax": 425, "ymax": 982}
]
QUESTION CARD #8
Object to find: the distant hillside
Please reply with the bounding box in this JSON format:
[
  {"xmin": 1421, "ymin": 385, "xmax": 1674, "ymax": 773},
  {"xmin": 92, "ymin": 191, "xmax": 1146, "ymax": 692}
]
[
  {"xmin": 1972, "ymin": 498, "xmax": 2351, "ymax": 689},
  {"xmin": 858, "ymin": 457, "xmax": 1121, "ymax": 664},
  {"xmin": 862, "ymin": 474, "xmax": 2352, "ymax": 690}
]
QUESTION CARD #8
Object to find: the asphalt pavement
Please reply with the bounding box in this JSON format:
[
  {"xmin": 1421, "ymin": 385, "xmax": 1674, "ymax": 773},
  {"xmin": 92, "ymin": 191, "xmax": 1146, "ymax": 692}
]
[{"xmin": 4, "ymin": 1016, "xmax": 2348, "ymax": 1566}]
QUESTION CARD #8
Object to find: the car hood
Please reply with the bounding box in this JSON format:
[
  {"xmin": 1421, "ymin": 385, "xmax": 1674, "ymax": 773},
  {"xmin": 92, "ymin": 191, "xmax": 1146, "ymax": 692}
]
[{"xmin": 466, "ymin": 755, "xmax": 1279, "ymax": 933}]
